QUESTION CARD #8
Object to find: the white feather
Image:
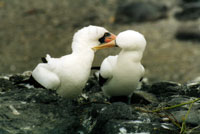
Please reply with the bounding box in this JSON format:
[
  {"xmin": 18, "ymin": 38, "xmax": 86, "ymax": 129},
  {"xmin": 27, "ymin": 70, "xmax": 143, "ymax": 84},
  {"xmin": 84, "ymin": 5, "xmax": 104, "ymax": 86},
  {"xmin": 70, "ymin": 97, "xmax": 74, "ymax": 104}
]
[
  {"xmin": 100, "ymin": 55, "xmax": 118, "ymax": 79},
  {"xmin": 100, "ymin": 30, "xmax": 146, "ymax": 97},
  {"xmin": 32, "ymin": 25, "xmax": 109, "ymax": 99}
]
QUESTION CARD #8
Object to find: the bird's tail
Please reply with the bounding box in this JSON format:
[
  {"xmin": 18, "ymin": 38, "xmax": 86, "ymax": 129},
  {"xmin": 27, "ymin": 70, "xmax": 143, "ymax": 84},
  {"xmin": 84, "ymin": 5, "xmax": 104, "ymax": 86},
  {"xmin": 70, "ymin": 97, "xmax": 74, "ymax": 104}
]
[
  {"xmin": 14, "ymin": 75, "xmax": 45, "ymax": 89},
  {"xmin": 41, "ymin": 54, "xmax": 51, "ymax": 63}
]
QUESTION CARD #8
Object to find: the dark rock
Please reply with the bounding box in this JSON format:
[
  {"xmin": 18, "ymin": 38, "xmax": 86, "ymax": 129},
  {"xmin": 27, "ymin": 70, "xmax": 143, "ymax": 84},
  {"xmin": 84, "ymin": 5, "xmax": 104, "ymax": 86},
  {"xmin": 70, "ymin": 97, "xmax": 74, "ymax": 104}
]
[
  {"xmin": 175, "ymin": 1, "xmax": 200, "ymax": 20},
  {"xmin": 1, "ymin": 73, "xmax": 200, "ymax": 134},
  {"xmin": 183, "ymin": 82, "xmax": 200, "ymax": 97},
  {"xmin": 131, "ymin": 90, "xmax": 158, "ymax": 104},
  {"xmin": 182, "ymin": 0, "xmax": 200, "ymax": 3},
  {"xmin": 83, "ymin": 76, "xmax": 101, "ymax": 93},
  {"xmin": 115, "ymin": 1, "xmax": 168, "ymax": 23},
  {"xmin": 146, "ymin": 81, "xmax": 182, "ymax": 97},
  {"xmin": 108, "ymin": 96, "xmax": 131, "ymax": 104},
  {"xmin": 0, "ymin": 129, "xmax": 10, "ymax": 134},
  {"xmin": 91, "ymin": 103, "xmax": 178, "ymax": 134},
  {"xmin": 91, "ymin": 102, "xmax": 132, "ymax": 134},
  {"xmin": 172, "ymin": 110, "xmax": 200, "ymax": 126},
  {"xmin": 0, "ymin": 75, "xmax": 84, "ymax": 134},
  {"xmin": 175, "ymin": 23, "xmax": 200, "ymax": 42},
  {"xmin": 102, "ymin": 120, "xmax": 178, "ymax": 134},
  {"xmin": 165, "ymin": 95, "xmax": 200, "ymax": 125},
  {"xmin": 82, "ymin": 76, "xmax": 107, "ymax": 103},
  {"xmin": 0, "ymin": 78, "xmax": 17, "ymax": 92}
]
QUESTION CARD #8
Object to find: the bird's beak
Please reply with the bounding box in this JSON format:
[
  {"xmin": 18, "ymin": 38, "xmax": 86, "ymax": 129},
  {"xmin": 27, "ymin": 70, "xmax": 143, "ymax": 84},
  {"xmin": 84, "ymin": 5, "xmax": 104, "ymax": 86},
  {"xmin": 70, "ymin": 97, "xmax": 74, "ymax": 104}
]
[
  {"xmin": 92, "ymin": 33, "xmax": 116, "ymax": 51},
  {"xmin": 104, "ymin": 33, "xmax": 116, "ymax": 43},
  {"xmin": 92, "ymin": 40, "xmax": 117, "ymax": 50}
]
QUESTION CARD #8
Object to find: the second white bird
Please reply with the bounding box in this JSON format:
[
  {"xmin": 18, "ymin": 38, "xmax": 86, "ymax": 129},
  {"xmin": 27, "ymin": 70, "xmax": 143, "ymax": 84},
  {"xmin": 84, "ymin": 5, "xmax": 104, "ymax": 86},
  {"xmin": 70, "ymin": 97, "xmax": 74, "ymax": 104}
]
[{"xmin": 93, "ymin": 30, "xmax": 146, "ymax": 98}]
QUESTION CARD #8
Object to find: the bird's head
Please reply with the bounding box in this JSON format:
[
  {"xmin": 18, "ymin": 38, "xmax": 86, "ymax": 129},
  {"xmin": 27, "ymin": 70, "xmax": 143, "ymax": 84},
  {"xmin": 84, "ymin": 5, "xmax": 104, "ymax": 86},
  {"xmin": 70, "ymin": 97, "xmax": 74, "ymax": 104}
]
[
  {"xmin": 93, "ymin": 30, "xmax": 146, "ymax": 52},
  {"xmin": 116, "ymin": 30, "xmax": 146, "ymax": 51},
  {"xmin": 72, "ymin": 25, "xmax": 116, "ymax": 52}
]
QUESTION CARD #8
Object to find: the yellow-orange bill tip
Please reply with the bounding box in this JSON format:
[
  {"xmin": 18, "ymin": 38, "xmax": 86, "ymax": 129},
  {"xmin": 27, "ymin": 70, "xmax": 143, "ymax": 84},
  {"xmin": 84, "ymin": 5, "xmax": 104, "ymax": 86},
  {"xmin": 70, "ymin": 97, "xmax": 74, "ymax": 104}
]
[{"xmin": 92, "ymin": 40, "xmax": 116, "ymax": 50}]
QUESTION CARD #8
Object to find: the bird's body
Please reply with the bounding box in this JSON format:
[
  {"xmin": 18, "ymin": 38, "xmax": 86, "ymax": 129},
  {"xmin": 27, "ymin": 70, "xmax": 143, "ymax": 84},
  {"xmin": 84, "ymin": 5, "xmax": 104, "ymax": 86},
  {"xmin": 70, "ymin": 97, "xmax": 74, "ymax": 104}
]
[
  {"xmin": 101, "ymin": 52, "xmax": 145, "ymax": 97},
  {"xmin": 33, "ymin": 50, "xmax": 94, "ymax": 98},
  {"xmin": 94, "ymin": 30, "xmax": 146, "ymax": 98},
  {"xmin": 31, "ymin": 25, "xmax": 116, "ymax": 99}
]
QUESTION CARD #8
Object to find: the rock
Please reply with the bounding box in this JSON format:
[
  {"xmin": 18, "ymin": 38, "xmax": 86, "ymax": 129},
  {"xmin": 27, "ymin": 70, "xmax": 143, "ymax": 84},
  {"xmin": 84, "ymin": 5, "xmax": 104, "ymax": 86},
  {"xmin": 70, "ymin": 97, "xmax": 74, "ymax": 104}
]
[
  {"xmin": 115, "ymin": 1, "xmax": 168, "ymax": 23},
  {"xmin": 165, "ymin": 95, "xmax": 200, "ymax": 125},
  {"xmin": 0, "ymin": 75, "xmax": 84, "ymax": 134},
  {"xmin": 0, "ymin": 129, "xmax": 10, "ymax": 134},
  {"xmin": 182, "ymin": 0, "xmax": 200, "ymax": 3},
  {"xmin": 131, "ymin": 90, "xmax": 158, "ymax": 104},
  {"xmin": 93, "ymin": 119, "xmax": 178, "ymax": 134},
  {"xmin": 0, "ymin": 78, "xmax": 17, "ymax": 92},
  {"xmin": 1, "ymin": 72, "xmax": 200, "ymax": 134},
  {"xmin": 145, "ymin": 81, "xmax": 182, "ymax": 97},
  {"xmin": 183, "ymin": 82, "xmax": 200, "ymax": 97},
  {"xmin": 175, "ymin": 23, "xmax": 200, "ymax": 42},
  {"xmin": 91, "ymin": 102, "xmax": 178, "ymax": 134},
  {"xmin": 91, "ymin": 102, "xmax": 133, "ymax": 134},
  {"xmin": 172, "ymin": 110, "xmax": 200, "ymax": 125},
  {"xmin": 175, "ymin": 1, "xmax": 200, "ymax": 20},
  {"xmin": 83, "ymin": 76, "xmax": 101, "ymax": 93}
]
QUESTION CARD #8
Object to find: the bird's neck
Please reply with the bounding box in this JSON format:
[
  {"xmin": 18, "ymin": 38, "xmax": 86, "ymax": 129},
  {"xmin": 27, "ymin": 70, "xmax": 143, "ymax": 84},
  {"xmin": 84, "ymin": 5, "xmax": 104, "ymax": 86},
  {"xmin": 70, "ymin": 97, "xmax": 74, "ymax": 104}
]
[
  {"xmin": 71, "ymin": 42, "xmax": 95, "ymax": 70},
  {"xmin": 72, "ymin": 49, "xmax": 94, "ymax": 60},
  {"xmin": 118, "ymin": 50, "xmax": 143, "ymax": 63},
  {"xmin": 72, "ymin": 40, "xmax": 95, "ymax": 53}
]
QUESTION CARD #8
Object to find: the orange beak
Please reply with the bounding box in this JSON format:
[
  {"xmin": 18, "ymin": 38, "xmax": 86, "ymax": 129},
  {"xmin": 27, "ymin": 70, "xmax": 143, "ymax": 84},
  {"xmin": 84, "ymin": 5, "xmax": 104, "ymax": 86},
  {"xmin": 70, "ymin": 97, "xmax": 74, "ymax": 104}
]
[
  {"xmin": 92, "ymin": 33, "xmax": 116, "ymax": 50},
  {"xmin": 92, "ymin": 40, "xmax": 116, "ymax": 50}
]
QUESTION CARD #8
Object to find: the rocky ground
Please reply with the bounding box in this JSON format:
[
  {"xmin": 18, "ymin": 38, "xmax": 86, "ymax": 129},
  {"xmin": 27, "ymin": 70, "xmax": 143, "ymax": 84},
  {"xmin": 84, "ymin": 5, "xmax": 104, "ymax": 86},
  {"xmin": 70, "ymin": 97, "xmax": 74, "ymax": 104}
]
[{"xmin": 0, "ymin": 72, "xmax": 200, "ymax": 134}]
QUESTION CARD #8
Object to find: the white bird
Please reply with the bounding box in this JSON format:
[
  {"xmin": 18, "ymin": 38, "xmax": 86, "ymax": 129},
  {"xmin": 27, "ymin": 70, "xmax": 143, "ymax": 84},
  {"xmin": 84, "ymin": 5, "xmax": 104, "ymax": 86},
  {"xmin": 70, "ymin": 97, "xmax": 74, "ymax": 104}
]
[
  {"xmin": 93, "ymin": 30, "xmax": 146, "ymax": 102},
  {"xmin": 28, "ymin": 25, "xmax": 116, "ymax": 99}
]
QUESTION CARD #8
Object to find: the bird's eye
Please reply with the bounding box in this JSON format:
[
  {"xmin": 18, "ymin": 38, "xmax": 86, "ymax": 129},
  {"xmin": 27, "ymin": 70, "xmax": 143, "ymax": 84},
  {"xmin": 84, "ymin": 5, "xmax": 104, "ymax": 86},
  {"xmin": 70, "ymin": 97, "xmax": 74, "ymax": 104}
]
[
  {"xmin": 104, "ymin": 32, "xmax": 111, "ymax": 37},
  {"xmin": 99, "ymin": 32, "xmax": 111, "ymax": 44}
]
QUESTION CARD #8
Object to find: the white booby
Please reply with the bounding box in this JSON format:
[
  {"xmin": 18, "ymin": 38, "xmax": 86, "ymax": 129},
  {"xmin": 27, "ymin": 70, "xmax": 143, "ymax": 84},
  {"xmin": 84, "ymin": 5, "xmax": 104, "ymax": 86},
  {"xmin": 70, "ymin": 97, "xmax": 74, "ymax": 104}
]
[
  {"xmin": 93, "ymin": 30, "xmax": 146, "ymax": 101},
  {"xmin": 30, "ymin": 25, "xmax": 116, "ymax": 99}
]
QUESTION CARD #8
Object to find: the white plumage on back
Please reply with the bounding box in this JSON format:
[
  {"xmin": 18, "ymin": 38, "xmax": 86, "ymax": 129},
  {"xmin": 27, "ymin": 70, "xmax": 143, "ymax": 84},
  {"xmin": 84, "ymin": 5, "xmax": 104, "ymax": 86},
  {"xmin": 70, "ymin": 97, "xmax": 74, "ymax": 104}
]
[{"xmin": 32, "ymin": 25, "xmax": 111, "ymax": 99}]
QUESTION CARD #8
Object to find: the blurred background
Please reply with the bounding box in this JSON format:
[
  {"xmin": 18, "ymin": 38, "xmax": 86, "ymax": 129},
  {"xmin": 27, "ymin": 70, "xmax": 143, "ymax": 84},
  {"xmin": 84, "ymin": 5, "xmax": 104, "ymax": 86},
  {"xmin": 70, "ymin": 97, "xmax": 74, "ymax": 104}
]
[{"xmin": 0, "ymin": 0, "xmax": 200, "ymax": 83}]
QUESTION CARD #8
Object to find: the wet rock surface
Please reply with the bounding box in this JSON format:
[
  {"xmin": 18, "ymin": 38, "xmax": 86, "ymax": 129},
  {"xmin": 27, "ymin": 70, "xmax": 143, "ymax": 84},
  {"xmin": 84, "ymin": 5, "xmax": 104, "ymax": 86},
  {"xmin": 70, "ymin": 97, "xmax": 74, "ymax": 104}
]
[{"xmin": 1, "ymin": 72, "xmax": 200, "ymax": 134}]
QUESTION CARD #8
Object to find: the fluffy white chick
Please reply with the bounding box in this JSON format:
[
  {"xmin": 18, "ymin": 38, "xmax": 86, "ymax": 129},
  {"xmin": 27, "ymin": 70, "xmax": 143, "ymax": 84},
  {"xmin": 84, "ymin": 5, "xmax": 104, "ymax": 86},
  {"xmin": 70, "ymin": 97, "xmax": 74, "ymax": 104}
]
[
  {"xmin": 31, "ymin": 25, "xmax": 116, "ymax": 99},
  {"xmin": 93, "ymin": 30, "xmax": 146, "ymax": 102}
]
